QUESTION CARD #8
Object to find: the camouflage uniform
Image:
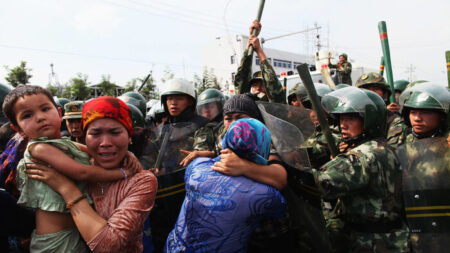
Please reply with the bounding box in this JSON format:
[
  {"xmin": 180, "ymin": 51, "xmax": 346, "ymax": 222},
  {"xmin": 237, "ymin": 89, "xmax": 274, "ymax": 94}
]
[
  {"xmin": 386, "ymin": 113, "xmax": 409, "ymax": 148},
  {"xmin": 316, "ymin": 87, "xmax": 410, "ymax": 252},
  {"xmin": 192, "ymin": 121, "xmax": 224, "ymax": 156},
  {"xmin": 234, "ymin": 49, "xmax": 286, "ymax": 103},
  {"xmin": 306, "ymin": 124, "xmax": 342, "ymax": 169},
  {"xmin": 328, "ymin": 61, "xmax": 352, "ymax": 85},
  {"xmin": 316, "ymin": 139, "xmax": 409, "ymax": 252}
]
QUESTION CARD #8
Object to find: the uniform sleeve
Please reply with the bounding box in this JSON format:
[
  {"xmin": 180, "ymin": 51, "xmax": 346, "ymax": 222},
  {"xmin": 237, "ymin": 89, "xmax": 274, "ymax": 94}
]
[
  {"xmin": 260, "ymin": 60, "xmax": 286, "ymax": 104},
  {"xmin": 234, "ymin": 49, "xmax": 253, "ymax": 95},
  {"xmin": 315, "ymin": 153, "xmax": 369, "ymax": 199},
  {"xmin": 342, "ymin": 62, "xmax": 352, "ymax": 74},
  {"xmin": 193, "ymin": 125, "xmax": 215, "ymax": 152},
  {"xmin": 87, "ymin": 172, "xmax": 157, "ymax": 252}
]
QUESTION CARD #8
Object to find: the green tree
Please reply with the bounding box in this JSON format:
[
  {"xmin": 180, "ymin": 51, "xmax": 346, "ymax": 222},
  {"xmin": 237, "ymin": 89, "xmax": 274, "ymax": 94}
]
[
  {"xmin": 96, "ymin": 75, "xmax": 117, "ymax": 96},
  {"xmin": 160, "ymin": 66, "xmax": 175, "ymax": 84},
  {"xmin": 46, "ymin": 84, "xmax": 59, "ymax": 96},
  {"xmin": 68, "ymin": 73, "xmax": 92, "ymax": 100},
  {"xmin": 195, "ymin": 67, "xmax": 221, "ymax": 94},
  {"xmin": 124, "ymin": 74, "xmax": 159, "ymax": 100},
  {"xmin": 4, "ymin": 61, "xmax": 32, "ymax": 87}
]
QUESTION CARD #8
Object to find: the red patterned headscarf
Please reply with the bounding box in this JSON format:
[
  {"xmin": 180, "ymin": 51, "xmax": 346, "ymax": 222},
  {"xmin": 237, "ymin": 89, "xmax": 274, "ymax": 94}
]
[{"xmin": 82, "ymin": 96, "xmax": 133, "ymax": 135}]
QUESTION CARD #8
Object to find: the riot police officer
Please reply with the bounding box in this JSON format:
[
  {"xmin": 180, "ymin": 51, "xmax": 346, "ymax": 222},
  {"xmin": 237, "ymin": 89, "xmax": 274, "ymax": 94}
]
[
  {"xmin": 355, "ymin": 72, "xmax": 408, "ymax": 148},
  {"xmin": 179, "ymin": 88, "xmax": 225, "ymax": 166},
  {"xmin": 316, "ymin": 87, "xmax": 409, "ymax": 252}
]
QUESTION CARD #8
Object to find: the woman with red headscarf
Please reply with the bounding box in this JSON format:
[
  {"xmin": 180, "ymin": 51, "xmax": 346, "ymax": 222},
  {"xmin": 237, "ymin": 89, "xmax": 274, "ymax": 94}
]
[{"xmin": 26, "ymin": 97, "xmax": 158, "ymax": 253}]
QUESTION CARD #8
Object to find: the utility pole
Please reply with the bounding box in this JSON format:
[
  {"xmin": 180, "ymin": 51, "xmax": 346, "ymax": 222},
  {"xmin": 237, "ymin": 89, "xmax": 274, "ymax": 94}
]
[
  {"xmin": 405, "ymin": 64, "xmax": 416, "ymax": 81},
  {"xmin": 48, "ymin": 63, "xmax": 61, "ymax": 93}
]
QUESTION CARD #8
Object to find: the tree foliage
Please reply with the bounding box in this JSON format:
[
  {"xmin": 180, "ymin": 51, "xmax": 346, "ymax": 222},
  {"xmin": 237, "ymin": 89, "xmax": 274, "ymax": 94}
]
[
  {"xmin": 4, "ymin": 61, "xmax": 32, "ymax": 87},
  {"xmin": 194, "ymin": 67, "xmax": 221, "ymax": 95},
  {"xmin": 68, "ymin": 73, "xmax": 91, "ymax": 100},
  {"xmin": 160, "ymin": 66, "xmax": 175, "ymax": 84},
  {"xmin": 96, "ymin": 75, "xmax": 117, "ymax": 97},
  {"xmin": 124, "ymin": 73, "xmax": 159, "ymax": 100}
]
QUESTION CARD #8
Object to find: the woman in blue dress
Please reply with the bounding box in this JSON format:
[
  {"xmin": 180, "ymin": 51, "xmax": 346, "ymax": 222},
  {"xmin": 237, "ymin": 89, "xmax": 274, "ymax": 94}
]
[{"xmin": 165, "ymin": 118, "xmax": 286, "ymax": 253}]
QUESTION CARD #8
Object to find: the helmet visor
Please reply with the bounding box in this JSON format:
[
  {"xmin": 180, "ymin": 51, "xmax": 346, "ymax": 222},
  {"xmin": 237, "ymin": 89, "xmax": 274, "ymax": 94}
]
[
  {"xmin": 322, "ymin": 87, "xmax": 376, "ymax": 115},
  {"xmin": 197, "ymin": 101, "xmax": 221, "ymax": 120}
]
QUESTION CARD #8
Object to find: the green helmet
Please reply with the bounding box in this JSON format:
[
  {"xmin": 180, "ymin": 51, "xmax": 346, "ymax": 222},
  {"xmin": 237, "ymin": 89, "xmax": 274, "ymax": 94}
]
[
  {"xmin": 196, "ymin": 88, "xmax": 225, "ymax": 120},
  {"xmin": 393, "ymin": 80, "xmax": 409, "ymax": 93},
  {"xmin": 399, "ymin": 83, "xmax": 450, "ymax": 127},
  {"xmin": 119, "ymin": 92, "xmax": 146, "ymax": 116},
  {"xmin": 405, "ymin": 80, "xmax": 428, "ymax": 89},
  {"xmin": 53, "ymin": 97, "xmax": 71, "ymax": 115},
  {"xmin": 322, "ymin": 86, "xmax": 387, "ymax": 138},
  {"xmin": 160, "ymin": 78, "xmax": 196, "ymax": 113},
  {"xmin": 0, "ymin": 83, "xmax": 11, "ymax": 104},
  {"xmin": 355, "ymin": 72, "xmax": 391, "ymax": 98},
  {"xmin": 335, "ymin": 83, "xmax": 350, "ymax": 89},
  {"xmin": 296, "ymin": 83, "xmax": 334, "ymax": 109},
  {"xmin": 126, "ymin": 103, "xmax": 144, "ymax": 128}
]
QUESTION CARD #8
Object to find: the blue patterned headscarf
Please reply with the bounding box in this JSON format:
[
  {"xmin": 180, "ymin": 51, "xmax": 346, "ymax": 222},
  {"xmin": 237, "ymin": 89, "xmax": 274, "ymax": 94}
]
[{"xmin": 222, "ymin": 118, "xmax": 271, "ymax": 165}]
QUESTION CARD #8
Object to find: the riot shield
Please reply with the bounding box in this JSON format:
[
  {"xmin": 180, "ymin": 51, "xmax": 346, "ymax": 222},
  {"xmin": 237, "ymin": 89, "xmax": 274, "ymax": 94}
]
[
  {"xmin": 257, "ymin": 102, "xmax": 332, "ymax": 252},
  {"xmin": 148, "ymin": 122, "xmax": 198, "ymax": 252},
  {"xmin": 257, "ymin": 101, "xmax": 314, "ymax": 171},
  {"xmin": 398, "ymin": 137, "xmax": 450, "ymax": 253}
]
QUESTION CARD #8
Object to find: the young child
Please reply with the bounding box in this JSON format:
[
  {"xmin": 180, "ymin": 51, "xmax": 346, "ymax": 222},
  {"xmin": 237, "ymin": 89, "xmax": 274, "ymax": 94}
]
[{"xmin": 2, "ymin": 85, "xmax": 132, "ymax": 252}]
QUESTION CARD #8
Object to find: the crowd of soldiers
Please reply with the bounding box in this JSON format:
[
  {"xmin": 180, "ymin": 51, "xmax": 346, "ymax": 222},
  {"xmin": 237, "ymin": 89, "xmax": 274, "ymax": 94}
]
[{"xmin": 0, "ymin": 19, "xmax": 449, "ymax": 253}]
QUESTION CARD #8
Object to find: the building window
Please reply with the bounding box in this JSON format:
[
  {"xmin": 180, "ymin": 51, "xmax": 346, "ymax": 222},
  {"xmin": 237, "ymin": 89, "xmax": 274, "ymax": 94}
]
[
  {"xmin": 231, "ymin": 72, "xmax": 236, "ymax": 82},
  {"xmin": 288, "ymin": 63, "xmax": 291, "ymax": 68},
  {"xmin": 231, "ymin": 55, "xmax": 236, "ymax": 64},
  {"xmin": 255, "ymin": 56, "xmax": 260, "ymax": 65},
  {"xmin": 283, "ymin": 63, "xmax": 287, "ymax": 68}
]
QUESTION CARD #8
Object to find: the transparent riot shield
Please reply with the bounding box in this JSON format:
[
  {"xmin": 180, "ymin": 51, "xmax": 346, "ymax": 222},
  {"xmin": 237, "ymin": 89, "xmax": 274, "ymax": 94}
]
[
  {"xmin": 398, "ymin": 137, "xmax": 450, "ymax": 253},
  {"xmin": 257, "ymin": 102, "xmax": 332, "ymax": 252},
  {"xmin": 257, "ymin": 102, "xmax": 314, "ymax": 171},
  {"xmin": 148, "ymin": 122, "xmax": 198, "ymax": 252}
]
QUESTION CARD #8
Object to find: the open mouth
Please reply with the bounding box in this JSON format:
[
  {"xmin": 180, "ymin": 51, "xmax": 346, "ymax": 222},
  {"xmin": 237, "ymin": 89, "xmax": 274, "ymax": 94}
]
[{"xmin": 98, "ymin": 152, "xmax": 117, "ymax": 158}]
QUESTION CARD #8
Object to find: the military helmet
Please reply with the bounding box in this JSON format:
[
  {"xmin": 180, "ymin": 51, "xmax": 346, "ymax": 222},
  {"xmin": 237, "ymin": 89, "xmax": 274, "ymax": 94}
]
[
  {"xmin": 393, "ymin": 80, "xmax": 409, "ymax": 93},
  {"xmin": 196, "ymin": 88, "xmax": 225, "ymax": 120},
  {"xmin": 405, "ymin": 80, "xmax": 428, "ymax": 90},
  {"xmin": 335, "ymin": 83, "xmax": 350, "ymax": 89},
  {"xmin": 0, "ymin": 83, "xmax": 11, "ymax": 105},
  {"xmin": 355, "ymin": 72, "xmax": 391, "ymax": 97},
  {"xmin": 296, "ymin": 83, "xmax": 333, "ymax": 109},
  {"xmin": 160, "ymin": 78, "xmax": 196, "ymax": 113},
  {"xmin": 118, "ymin": 92, "xmax": 146, "ymax": 116},
  {"xmin": 322, "ymin": 86, "xmax": 387, "ymax": 138},
  {"xmin": 399, "ymin": 83, "xmax": 450, "ymax": 127},
  {"xmin": 126, "ymin": 103, "xmax": 144, "ymax": 128},
  {"xmin": 53, "ymin": 97, "xmax": 71, "ymax": 115}
]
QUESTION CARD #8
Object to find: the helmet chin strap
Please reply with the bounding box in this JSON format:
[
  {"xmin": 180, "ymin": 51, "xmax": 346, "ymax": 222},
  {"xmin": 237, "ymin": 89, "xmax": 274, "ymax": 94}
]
[{"xmin": 342, "ymin": 133, "xmax": 368, "ymax": 150}]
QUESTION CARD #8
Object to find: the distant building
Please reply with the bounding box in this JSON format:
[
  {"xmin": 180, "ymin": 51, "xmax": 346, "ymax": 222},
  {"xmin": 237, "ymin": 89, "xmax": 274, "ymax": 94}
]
[{"xmin": 202, "ymin": 34, "xmax": 314, "ymax": 94}]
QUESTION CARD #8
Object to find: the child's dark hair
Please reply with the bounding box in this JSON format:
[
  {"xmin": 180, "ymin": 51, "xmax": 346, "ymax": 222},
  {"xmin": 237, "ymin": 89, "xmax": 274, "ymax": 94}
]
[{"xmin": 3, "ymin": 84, "xmax": 58, "ymax": 127}]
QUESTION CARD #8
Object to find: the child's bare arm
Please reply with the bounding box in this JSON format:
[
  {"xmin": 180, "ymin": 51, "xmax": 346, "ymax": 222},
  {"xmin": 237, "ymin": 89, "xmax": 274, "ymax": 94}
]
[{"xmin": 29, "ymin": 143, "xmax": 125, "ymax": 182}]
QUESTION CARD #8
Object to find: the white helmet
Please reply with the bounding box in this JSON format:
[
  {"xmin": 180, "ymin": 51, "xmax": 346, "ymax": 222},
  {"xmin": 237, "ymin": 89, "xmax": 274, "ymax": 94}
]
[{"xmin": 160, "ymin": 78, "xmax": 197, "ymax": 112}]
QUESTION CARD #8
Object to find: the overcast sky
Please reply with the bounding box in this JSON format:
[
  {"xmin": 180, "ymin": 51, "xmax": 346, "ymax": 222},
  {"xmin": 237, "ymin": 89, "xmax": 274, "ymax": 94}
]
[{"xmin": 0, "ymin": 0, "xmax": 449, "ymax": 90}]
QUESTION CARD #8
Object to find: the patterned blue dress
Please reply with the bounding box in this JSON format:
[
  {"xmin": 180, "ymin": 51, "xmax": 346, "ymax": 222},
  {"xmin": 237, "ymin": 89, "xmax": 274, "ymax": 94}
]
[{"xmin": 165, "ymin": 157, "xmax": 286, "ymax": 253}]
